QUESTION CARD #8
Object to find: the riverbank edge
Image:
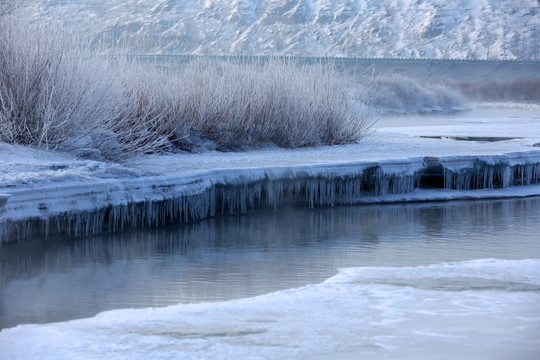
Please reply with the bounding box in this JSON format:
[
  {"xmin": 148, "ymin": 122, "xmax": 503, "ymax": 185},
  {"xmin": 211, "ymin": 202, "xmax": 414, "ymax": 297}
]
[{"xmin": 2, "ymin": 150, "xmax": 540, "ymax": 244}]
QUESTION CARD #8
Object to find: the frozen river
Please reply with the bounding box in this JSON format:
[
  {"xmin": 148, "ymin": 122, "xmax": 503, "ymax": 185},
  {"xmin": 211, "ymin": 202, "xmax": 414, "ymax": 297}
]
[
  {"xmin": 1, "ymin": 197, "xmax": 540, "ymax": 359},
  {"xmin": 1, "ymin": 106, "xmax": 540, "ymax": 359}
]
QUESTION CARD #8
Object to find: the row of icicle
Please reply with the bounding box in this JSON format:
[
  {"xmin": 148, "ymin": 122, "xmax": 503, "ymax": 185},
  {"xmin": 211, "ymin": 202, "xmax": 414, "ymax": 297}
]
[{"xmin": 1, "ymin": 162, "xmax": 539, "ymax": 244}]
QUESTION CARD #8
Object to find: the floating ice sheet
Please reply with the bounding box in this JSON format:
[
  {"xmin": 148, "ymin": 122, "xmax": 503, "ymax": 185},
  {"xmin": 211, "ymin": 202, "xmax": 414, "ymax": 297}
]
[{"xmin": 1, "ymin": 259, "xmax": 538, "ymax": 360}]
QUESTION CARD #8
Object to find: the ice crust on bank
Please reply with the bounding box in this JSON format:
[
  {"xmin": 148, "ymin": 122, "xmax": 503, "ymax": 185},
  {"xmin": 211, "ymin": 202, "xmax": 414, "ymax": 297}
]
[
  {"xmin": 2, "ymin": 153, "xmax": 539, "ymax": 243},
  {"xmin": 1, "ymin": 259, "xmax": 539, "ymax": 360},
  {"xmin": 1, "ymin": 108, "xmax": 540, "ymax": 243}
]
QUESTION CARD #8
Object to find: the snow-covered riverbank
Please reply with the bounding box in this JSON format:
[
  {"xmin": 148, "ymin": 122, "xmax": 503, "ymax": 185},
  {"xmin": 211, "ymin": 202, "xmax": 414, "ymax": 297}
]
[{"xmin": 1, "ymin": 106, "xmax": 540, "ymax": 244}]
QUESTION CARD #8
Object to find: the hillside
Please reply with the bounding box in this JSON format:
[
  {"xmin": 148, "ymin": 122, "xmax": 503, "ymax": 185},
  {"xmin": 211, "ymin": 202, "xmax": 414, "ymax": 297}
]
[{"xmin": 28, "ymin": 0, "xmax": 540, "ymax": 60}]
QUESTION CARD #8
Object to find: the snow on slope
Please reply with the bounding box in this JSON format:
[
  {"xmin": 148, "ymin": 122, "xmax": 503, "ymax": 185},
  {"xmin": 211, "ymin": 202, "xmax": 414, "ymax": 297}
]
[{"xmin": 27, "ymin": 0, "xmax": 540, "ymax": 60}]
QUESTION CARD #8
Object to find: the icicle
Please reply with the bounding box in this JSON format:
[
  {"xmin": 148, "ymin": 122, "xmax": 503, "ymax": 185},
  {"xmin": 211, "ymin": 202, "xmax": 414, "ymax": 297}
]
[{"xmin": 3, "ymin": 158, "xmax": 540, "ymax": 245}]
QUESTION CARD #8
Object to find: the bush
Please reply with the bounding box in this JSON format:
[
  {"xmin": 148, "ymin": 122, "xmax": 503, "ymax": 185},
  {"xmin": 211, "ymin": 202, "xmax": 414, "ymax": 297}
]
[
  {"xmin": 0, "ymin": 16, "xmax": 372, "ymax": 160},
  {"xmin": 0, "ymin": 0, "xmax": 21, "ymax": 17},
  {"xmin": 458, "ymin": 79, "xmax": 540, "ymax": 104},
  {"xmin": 362, "ymin": 74, "xmax": 468, "ymax": 115},
  {"xmin": 175, "ymin": 59, "xmax": 371, "ymax": 149},
  {"xmin": 0, "ymin": 18, "xmax": 177, "ymax": 160},
  {"xmin": 0, "ymin": 18, "xmax": 122, "ymax": 151}
]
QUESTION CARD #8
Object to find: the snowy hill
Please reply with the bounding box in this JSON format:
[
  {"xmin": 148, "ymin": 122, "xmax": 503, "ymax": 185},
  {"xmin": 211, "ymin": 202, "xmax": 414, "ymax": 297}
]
[{"xmin": 28, "ymin": 0, "xmax": 540, "ymax": 60}]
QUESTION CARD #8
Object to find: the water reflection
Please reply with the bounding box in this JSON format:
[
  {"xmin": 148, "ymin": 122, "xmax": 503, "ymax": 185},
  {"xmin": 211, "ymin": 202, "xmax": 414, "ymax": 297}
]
[{"xmin": 1, "ymin": 197, "xmax": 540, "ymax": 329}]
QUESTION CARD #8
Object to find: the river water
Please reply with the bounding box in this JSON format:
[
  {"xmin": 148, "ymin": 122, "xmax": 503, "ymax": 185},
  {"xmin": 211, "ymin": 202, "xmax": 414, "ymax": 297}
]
[{"xmin": 1, "ymin": 197, "xmax": 540, "ymax": 359}]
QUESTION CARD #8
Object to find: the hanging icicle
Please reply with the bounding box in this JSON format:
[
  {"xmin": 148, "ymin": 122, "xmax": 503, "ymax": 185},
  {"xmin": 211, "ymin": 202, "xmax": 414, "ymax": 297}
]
[{"xmin": 1, "ymin": 156, "xmax": 540, "ymax": 244}]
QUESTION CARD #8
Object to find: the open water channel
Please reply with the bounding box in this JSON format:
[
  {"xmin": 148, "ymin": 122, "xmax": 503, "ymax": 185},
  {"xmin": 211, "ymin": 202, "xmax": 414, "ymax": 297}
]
[{"xmin": 1, "ymin": 197, "xmax": 539, "ymax": 359}]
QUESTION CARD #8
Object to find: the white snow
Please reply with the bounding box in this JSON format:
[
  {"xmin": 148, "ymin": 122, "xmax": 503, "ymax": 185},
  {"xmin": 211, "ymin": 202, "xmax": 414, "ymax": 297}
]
[
  {"xmin": 26, "ymin": 0, "xmax": 540, "ymax": 60},
  {"xmin": 0, "ymin": 259, "xmax": 539, "ymax": 360},
  {"xmin": 1, "ymin": 106, "xmax": 540, "ymax": 243}
]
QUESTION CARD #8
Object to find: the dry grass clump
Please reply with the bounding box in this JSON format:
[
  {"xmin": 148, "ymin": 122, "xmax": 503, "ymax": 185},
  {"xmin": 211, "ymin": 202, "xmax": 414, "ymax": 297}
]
[
  {"xmin": 0, "ymin": 16, "xmax": 371, "ymax": 160},
  {"xmin": 0, "ymin": 18, "xmax": 123, "ymax": 152},
  {"xmin": 176, "ymin": 59, "xmax": 370, "ymax": 149},
  {"xmin": 0, "ymin": 18, "xmax": 176, "ymax": 160}
]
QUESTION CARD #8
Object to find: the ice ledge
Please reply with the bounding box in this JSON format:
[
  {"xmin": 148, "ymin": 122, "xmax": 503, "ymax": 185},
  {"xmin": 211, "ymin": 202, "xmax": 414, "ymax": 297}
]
[
  {"xmin": 0, "ymin": 194, "xmax": 10, "ymax": 208},
  {"xmin": 1, "ymin": 151, "xmax": 540, "ymax": 244}
]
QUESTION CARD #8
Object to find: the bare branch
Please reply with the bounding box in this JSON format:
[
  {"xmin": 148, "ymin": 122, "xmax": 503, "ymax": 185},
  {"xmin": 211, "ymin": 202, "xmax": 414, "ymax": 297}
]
[{"xmin": 0, "ymin": 0, "xmax": 24, "ymax": 18}]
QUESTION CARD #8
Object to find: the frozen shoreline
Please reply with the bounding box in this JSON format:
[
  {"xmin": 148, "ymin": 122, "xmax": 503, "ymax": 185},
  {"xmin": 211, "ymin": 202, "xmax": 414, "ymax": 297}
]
[{"xmin": 1, "ymin": 107, "xmax": 540, "ymax": 244}]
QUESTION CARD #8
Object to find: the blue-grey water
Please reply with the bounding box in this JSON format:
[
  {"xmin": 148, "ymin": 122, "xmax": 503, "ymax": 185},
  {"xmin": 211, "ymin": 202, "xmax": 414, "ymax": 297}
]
[{"xmin": 1, "ymin": 197, "xmax": 540, "ymax": 331}]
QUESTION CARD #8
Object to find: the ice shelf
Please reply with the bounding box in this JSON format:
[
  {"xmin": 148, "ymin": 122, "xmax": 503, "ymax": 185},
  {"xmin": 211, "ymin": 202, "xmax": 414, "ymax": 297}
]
[{"xmin": 1, "ymin": 153, "xmax": 540, "ymax": 244}]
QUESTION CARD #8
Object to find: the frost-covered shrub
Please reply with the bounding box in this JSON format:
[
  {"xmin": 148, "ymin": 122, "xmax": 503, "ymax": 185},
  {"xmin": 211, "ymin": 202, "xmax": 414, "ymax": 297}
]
[
  {"xmin": 363, "ymin": 74, "xmax": 467, "ymax": 115},
  {"xmin": 0, "ymin": 18, "xmax": 174, "ymax": 160},
  {"xmin": 113, "ymin": 62, "xmax": 184, "ymax": 156},
  {"xmin": 429, "ymin": 83, "xmax": 468, "ymax": 110},
  {"xmin": 459, "ymin": 79, "xmax": 540, "ymax": 104},
  {"xmin": 0, "ymin": 14, "xmax": 372, "ymax": 159},
  {"xmin": 0, "ymin": 0, "xmax": 21, "ymax": 17},
  {"xmin": 175, "ymin": 59, "xmax": 371, "ymax": 149},
  {"xmin": 0, "ymin": 18, "xmax": 123, "ymax": 152}
]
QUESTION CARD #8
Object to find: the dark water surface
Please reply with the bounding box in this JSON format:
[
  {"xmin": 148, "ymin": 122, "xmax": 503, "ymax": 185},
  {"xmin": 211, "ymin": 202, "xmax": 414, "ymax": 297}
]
[{"xmin": 1, "ymin": 197, "xmax": 540, "ymax": 330}]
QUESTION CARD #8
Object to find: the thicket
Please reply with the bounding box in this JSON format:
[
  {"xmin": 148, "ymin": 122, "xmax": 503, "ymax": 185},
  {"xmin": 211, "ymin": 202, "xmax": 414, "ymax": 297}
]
[
  {"xmin": 361, "ymin": 74, "xmax": 468, "ymax": 115},
  {"xmin": 459, "ymin": 79, "xmax": 540, "ymax": 104},
  {"xmin": 0, "ymin": 16, "xmax": 371, "ymax": 161}
]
